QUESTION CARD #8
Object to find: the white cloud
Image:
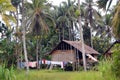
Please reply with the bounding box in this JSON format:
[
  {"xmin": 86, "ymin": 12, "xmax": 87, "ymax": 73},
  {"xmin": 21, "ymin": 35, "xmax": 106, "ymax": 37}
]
[{"xmin": 48, "ymin": 0, "xmax": 68, "ymax": 6}]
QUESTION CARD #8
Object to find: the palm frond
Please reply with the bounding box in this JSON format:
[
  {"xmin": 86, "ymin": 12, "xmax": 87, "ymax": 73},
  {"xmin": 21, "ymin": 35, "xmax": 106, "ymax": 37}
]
[
  {"xmin": 106, "ymin": 0, "xmax": 113, "ymax": 11},
  {"xmin": 112, "ymin": 2, "xmax": 120, "ymax": 39},
  {"xmin": 96, "ymin": 0, "xmax": 109, "ymax": 10}
]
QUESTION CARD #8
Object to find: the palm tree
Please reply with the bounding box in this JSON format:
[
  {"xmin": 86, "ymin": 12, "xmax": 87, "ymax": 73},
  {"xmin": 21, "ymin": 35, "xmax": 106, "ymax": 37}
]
[
  {"xmin": 62, "ymin": 0, "xmax": 78, "ymax": 41},
  {"xmin": 21, "ymin": 0, "xmax": 29, "ymax": 72},
  {"xmin": 81, "ymin": 0, "xmax": 102, "ymax": 48},
  {"xmin": 97, "ymin": 0, "xmax": 113, "ymax": 11},
  {"xmin": 112, "ymin": 1, "xmax": 120, "ymax": 39},
  {"xmin": 25, "ymin": 0, "xmax": 54, "ymax": 69},
  {"xmin": 0, "ymin": 0, "xmax": 16, "ymax": 27},
  {"xmin": 78, "ymin": 0, "xmax": 86, "ymax": 71},
  {"xmin": 95, "ymin": 14, "xmax": 113, "ymax": 39},
  {"xmin": 11, "ymin": 0, "xmax": 21, "ymax": 32},
  {"xmin": 54, "ymin": 5, "xmax": 69, "ymax": 41},
  {"xmin": 97, "ymin": 0, "xmax": 120, "ymax": 39},
  {"xmin": 52, "ymin": 0, "xmax": 77, "ymax": 41},
  {"xmin": 11, "ymin": 0, "xmax": 22, "ymax": 69}
]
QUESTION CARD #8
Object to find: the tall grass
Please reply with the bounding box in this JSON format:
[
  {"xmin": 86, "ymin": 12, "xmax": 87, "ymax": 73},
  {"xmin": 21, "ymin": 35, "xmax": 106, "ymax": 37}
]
[
  {"xmin": 15, "ymin": 70, "xmax": 103, "ymax": 80},
  {"xmin": 0, "ymin": 64, "xmax": 16, "ymax": 80},
  {"xmin": 111, "ymin": 45, "xmax": 120, "ymax": 80},
  {"xmin": 97, "ymin": 59, "xmax": 116, "ymax": 80},
  {"xmin": 0, "ymin": 60, "xmax": 117, "ymax": 80},
  {"xmin": 0, "ymin": 59, "xmax": 117, "ymax": 80}
]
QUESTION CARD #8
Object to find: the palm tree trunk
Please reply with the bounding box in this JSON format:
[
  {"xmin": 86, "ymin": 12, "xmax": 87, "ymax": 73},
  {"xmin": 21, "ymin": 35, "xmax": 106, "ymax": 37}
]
[
  {"xmin": 39, "ymin": 38, "xmax": 43, "ymax": 69},
  {"xmin": 16, "ymin": 5, "xmax": 20, "ymax": 69},
  {"xmin": 62, "ymin": 23, "xmax": 64, "ymax": 40},
  {"xmin": 36, "ymin": 37, "xmax": 39, "ymax": 69},
  {"xmin": 78, "ymin": 0, "xmax": 87, "ymax": 71},
  {"xmin": 16, "ymin": 6, "xmax": 19, "ymax": 33},
  {"xmin": 89, "ymin": 2, "xmax": 93, "ymax": 48},
  {"xmin": 22, "ymin": 0, "xmax": 29, "ymax": 73},
  {"xmin": 90, "ymin": 28, "xmax": 93, "ymax": 48},
  {"xmin": 22, "ymin": 29, "xmax": 29, "ymax": 72},
  {"xmin": 59, "ymin": 28, "xmax": 62, "ymax": 41},
  {"xmin": 68, "ymin": 28, "xmax": 71, "ymax": 40},
  {"xmin": 63, "ymin": 27, "xmax": 64, "ymax": 40}
]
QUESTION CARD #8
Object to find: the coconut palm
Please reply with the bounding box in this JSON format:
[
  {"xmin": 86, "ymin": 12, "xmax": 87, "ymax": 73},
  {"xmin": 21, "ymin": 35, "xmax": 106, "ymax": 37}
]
[
  {"xmin": 54, "ymin": 5, "xmax": 69, "ymax": 41},
  {"xmin": 95, "ymin": 14, "xmax": 113, "ymax": 39},
  {"xmin": 81, "ymin": 0, "xmax": 102, "ymax": 48},
  {"xmin": 25, "ymin": 0, "xmax": 55, "ymax": 69},
  {"xmin": 61, "ymin": 0, "xmax": 77, "ymax": 40},
  {"xmin": 78, "ymin": 0, "xmax": 87, "ymax": 71},
  {"xmin": 97, "ymin": 0, "xmax": 120, "ymax": 39},
  {"xmin": 10, "ymin": 0, "xmax": 23, "ymax": 69},
  {"xmin": 0, "ymin": 0, "xmax": 16, "ymax": 27},
  {"xmin": 112, "ymin": 1, "xmax": 120, "ymax": 39},
  {"xmin": 11, "ymin": 0, "xmax": 21, "ymax": 32},
  {"xmin": 52, "ymin": 0, "xmax": 77, "ymax": 41},
  {"xmin": 21, "ymin": 0, "xmax": 30, "ymax": 72},
  {"xmin": 96, "ymin": 0, "xmax": 112, "ymax": 11}
]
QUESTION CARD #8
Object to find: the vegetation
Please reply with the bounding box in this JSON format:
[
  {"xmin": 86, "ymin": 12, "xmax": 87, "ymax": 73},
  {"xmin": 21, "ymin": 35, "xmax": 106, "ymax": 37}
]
[
  {"xmin": 0, "ymin": 0, "xmax": 120, "ymax": 79},
  {"xmin": 93, "ymin": 36, "xmax": 110, "ymax": 53},
  {"xmin": 15, "ymin": 70, "xmax": 103, "ymax": 80},
  {"xmin": 0, "ymin": 0, "xmax": 115, "ymax": 66},
  {"xmin": 0, "ymin": 64, "xmax": 16, "ymax": 80},
  {"xmin": 112, "ymin": 44, "xmax": 120, "ymax": 80},
  {"xmin": 0, "ymin": 0, "xmax": 16, "ymax": 27},
  {"xmin": 98, "ymin": 59, "xmax": 116, "ymax": 80},
  {"xmin": 97, "ymin": 44, "xmax": 120, "ymax": 80},
  {"xmin": 112, "ymin": 2, "xmax": 120, "ymax": 39}
]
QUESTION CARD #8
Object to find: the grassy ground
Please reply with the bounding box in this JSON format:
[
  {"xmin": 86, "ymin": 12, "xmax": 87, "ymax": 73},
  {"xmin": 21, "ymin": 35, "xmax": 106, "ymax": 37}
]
[{"xmin": 15, "ymin": 70, "xmax": 104, "ymax": 80}]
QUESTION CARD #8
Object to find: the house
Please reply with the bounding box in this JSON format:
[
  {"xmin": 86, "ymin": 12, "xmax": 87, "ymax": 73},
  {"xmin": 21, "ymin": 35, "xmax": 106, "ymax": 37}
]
[{"xmin": 49, "ymin": 40, "xmax": 99, "ymax": 70}]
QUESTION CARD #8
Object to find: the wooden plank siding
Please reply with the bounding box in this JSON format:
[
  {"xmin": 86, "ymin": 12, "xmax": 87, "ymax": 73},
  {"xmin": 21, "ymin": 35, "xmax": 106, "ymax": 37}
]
[{"xmin": 51, "ymin": 50, "xmax": 76, "ymax": 62}]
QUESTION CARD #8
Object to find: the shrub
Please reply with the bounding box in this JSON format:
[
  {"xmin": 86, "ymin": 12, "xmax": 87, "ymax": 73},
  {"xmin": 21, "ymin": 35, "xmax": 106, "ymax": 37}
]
[
  {"xmin": 111, "ymin": 44, "xmax": 120, "ymax": 80},
  {"xmin": 0, "ymin": 64, "xmax": 16, "ymax": 80},
  {"xmin": 98, "ymin": 59, "xmax": 116, "ymax": 80}
]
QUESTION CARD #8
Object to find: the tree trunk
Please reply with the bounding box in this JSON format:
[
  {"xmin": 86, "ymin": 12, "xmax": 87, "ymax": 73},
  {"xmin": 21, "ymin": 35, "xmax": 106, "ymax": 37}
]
[
  {"xmin": 16, "ymin": 5, "xmax": 19, "ymax": 69},
  {"xmin": 90, "ymin": 27, "xmax": 93, "ymax": 48},
  {"xmin": 68, "ymin": 28, "xmax": 71, "ymax": 40},
  {"xmin": 22, "ymin": 0, "xmax": 29, "ymax": 73},
  {"xmin": 59, "ymin": 28, "xmax": 63, "ymax": 41},
  {"xmin": 22, "ymin": 29, "xmax": 29, "ymax": 72},
  {"xmin": 78, "ymin": 0, "xmax": 87, "ymax": 71},
  {"xmin": 58, "ymin": 29, "xmax": 61, "ymax": 42},
  {"xmin": 62, "ymin": 27, "xmax": 64, "ymax": 40},
  {"xmin": 36, "ymin": 38, "xmax": 39, "ymax": 69},
  {"xmin": 89, "ymin": 3, "xmax": 93, "ymax": 48}
]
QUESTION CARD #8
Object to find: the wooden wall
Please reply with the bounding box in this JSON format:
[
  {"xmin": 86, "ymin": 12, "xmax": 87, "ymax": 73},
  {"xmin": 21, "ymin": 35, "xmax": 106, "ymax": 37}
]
[
  {"xmin": 51, "ymin": 50, "xmax": 98, "ymax": 63},
  {"xmin": 51, "ymin": 50, "xmax": 76, "ymax": 62}
]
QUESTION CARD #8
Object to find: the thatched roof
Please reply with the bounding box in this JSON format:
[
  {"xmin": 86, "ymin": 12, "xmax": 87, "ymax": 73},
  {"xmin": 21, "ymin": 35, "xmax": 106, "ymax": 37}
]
[{"xmin": 49, "ymin": 40, "xmax": 99, "ymax": 55}]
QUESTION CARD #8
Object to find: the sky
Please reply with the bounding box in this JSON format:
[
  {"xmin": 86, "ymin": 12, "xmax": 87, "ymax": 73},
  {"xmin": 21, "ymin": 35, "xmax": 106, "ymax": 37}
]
[
  {"xmin": 49, "ymin": 0, "xmax": 117, "ymax": 7},
  {"xmin": 49, "ymin": 0, "xmax": 67, "ymax": 6},
  {"xmin": 0, "ymin": 0, "xmax": 117, "ymax": 22}
]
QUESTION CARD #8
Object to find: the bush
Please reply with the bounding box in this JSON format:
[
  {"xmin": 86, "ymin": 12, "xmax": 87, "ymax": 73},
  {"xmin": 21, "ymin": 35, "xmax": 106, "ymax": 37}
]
[
  {"xmin": 0, "ymin": 64, "xmax": 16, "ymax": 80},
  {"xmin": 111, "ymin": 44, "xmax": 120, "ymax": 80},
  {"xmin": 97, "ymin": 59, "xmax": 116, "ymax": 80}
]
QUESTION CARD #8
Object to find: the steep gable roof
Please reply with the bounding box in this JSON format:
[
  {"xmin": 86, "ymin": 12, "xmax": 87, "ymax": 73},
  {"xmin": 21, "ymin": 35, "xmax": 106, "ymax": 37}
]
[{"xmin": 49, "ymin": 40, "xmax": 99, "ymax": 55}]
